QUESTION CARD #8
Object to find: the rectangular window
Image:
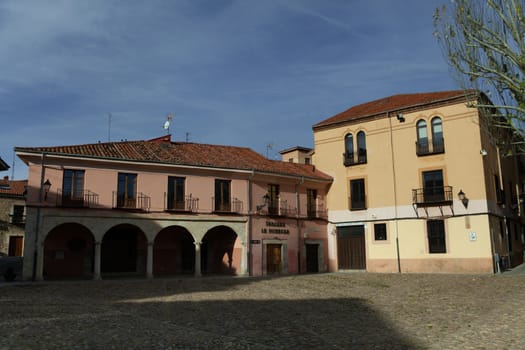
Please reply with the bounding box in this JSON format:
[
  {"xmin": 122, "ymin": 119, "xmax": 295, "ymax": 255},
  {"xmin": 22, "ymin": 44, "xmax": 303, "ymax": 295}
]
[
  {"xmin": 167, "ymin": 176, "xmax": 185, "ymax": 210},
  {"xmin": 374, "ymin": 223, "xmax": 387, "ymax": 241},
  {"xmin": 214, "ymin": 179, "xmax": 231, "ymax": 212},
  {"xmin": 117, "ymin": 173, "xmax": 137, "ymax": 208},
  {"xmin": 10, "ymin": 205, "xmax": 25, "ymax": 224},
  {"xmin": 350, "ymin": 179, "xmax": 366, "ymax": 210},
  {"xmin": 268, "ymin": 184, "xmax": 280, "ymax": 215},
  {"xmin": 62, "ymin": 169, "xmax": 85, "ymax": 206},
  {"xmin": 422, "ymin": 170, "xmax": 444, "ymax": 202},
  {"xmin": 307, "ymin": 189, "xmax": 317, "ymax": 218},
  {"xmin": 495, "ymin": 175, "xmax": 504, "ymax": 204},
  {"xmin": 427, "ymin": 220, "xmax": 446, "ymax": 253}
]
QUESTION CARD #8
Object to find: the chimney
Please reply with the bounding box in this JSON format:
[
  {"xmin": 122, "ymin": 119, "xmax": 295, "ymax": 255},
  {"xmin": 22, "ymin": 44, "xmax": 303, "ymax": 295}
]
[{"xmin": 3, "ymin": 176, "xmax": 8, "ymax": 181}]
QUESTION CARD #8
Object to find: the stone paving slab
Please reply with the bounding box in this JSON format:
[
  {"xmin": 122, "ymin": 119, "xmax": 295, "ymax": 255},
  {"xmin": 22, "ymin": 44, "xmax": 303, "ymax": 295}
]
[{"xmin": 0, "ymin": 273, "xmax": 524, "ymax": 349}]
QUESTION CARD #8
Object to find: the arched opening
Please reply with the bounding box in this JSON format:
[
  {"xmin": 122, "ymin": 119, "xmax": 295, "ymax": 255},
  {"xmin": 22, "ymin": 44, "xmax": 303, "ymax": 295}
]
[
  {"xmin": 431, "ymin": 117, "xmax": 444, "ymax": 152},
  {"xmin": 43, "ymin": 223, "xmax": 94, "ymax": 279},
  {"xmin": 101, "ymin": 224, "xmax": 147, "ymax": 276},
  {"xmin": 201, "ymin": 226, "xmax": 239, "ymax": 275},
  {"xmin": 344, "ymin": 133, "xmax": 354, "ymax": 163},
  {"xmin": 357, "ymin": 131, "xmax": 367, "ymax": 163},
  {"xmin": 153, "ymin": 226, "xmax": 195, "ymax": 276},
  {"xmin": 416, "ymin": 119, "xmax": 428, "ymax": 153}
]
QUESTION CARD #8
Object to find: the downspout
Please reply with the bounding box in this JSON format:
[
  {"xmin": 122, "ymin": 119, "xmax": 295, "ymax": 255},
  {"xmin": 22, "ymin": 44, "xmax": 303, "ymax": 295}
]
[
  {"xmin": 388, "ymin": 113, "xmax": 402, "ymax": 273},
  {"xmin": 296, "ymin": 176, "xmax": 304, "ymax": 273},
  {"xmin": 247, "ymin": 170, "xmax": 254, "ymax": 276},
  {"xmin": 33, "ymin": 152, "xmax": 46, "ymax": 281},
  {"xmin": 496, "ymin": 146, "xmax": 511, "ymax": 268}
]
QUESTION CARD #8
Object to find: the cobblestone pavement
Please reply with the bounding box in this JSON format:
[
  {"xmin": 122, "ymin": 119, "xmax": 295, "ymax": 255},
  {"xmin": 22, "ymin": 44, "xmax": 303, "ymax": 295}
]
[{"xmin": 0, "ymin": 272, "xmax": 524, "ymax": 349}]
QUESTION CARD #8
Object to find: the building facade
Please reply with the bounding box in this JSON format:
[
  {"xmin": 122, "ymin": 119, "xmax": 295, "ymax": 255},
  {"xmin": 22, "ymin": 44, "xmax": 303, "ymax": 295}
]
[
  {"xmin": 0, "ymin": 176, "xmax": 26, "ymax": 257},
  {"xmin": 15, "ymin": 135, "xmax": 331, "ymax": 280},
  {"xmin": 312, "ymin": 90, "xmax": 525, "ymax": 274}
]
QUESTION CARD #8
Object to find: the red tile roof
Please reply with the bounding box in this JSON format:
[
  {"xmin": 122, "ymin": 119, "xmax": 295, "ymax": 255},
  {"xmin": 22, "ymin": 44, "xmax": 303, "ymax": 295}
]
[
  {"xmin": 15, "ymin": 138, "xmax": 332, "ymax": 182},
  {"xmin": 0, "ymin": 178, "xmax": 27, "ymax": 197},
  {"xmin": 313, "ymin": 90, "xmax": 478, "ymax": 129}
]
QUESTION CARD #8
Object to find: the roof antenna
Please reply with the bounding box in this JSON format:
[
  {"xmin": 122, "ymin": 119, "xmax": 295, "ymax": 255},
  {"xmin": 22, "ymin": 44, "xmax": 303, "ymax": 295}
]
[
  {"xmin": 108, "ymin": 113, "xmax": 112, "ymax": 142},
  {"xmin": 164, "ymin": 113, "xmax": 174, "ymax": 135},
  {"xmin": 266, "ymin": 142, "xmax": 274, "ymax": 159}
]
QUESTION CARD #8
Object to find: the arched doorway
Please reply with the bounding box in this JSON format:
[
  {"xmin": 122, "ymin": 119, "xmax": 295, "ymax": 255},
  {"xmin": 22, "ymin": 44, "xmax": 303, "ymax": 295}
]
[
  {"xmin": 153, "ymin": 226, "xmax": 195, "ymax": 276},
  {"xmin": 101, "ymin": 224, "xmax": 147, "ymax": 276},
  {"xmin": 43, "ymin": 223, "xmax": 94, "ymax": 279},
  {"xmin": 201, "ymin": 226, "xmax": 238, "ymax": 275}
]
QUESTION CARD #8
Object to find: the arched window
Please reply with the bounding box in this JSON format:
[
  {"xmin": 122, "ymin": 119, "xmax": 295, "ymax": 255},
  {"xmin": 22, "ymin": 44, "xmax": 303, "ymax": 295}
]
[
  {"xmin": 357, "ymin": 131, "xmax": 367, "ymax": 163},
  {"xmin": 431, "ymin": 117, "xmax": 444, "ymax": 153},
  {"xmin": 344, "ymin": 133, "xmax": 354, "ymax": 165},
  {"xmin": 416, "ymin": 120, "xmax": 428, "ymax": 154}
]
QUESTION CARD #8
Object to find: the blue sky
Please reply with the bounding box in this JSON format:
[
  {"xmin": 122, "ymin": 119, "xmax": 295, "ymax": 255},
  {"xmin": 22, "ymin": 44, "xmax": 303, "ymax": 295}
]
[{"xmin": 0, "ymin": 0, "xmax": 457, "ymax": 179}]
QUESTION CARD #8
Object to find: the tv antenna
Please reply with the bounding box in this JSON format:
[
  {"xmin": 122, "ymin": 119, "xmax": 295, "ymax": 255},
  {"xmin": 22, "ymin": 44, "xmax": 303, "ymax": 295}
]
[
  {"xmin": 266, "ymin": 142, "xmax": 274, "ymax": 158},
  {"xmin": 163, "ymin": 113, "xmax": 174, "ymax": 135},
  {"xmin": 107, "ymin": 113, "xmax": 112, "ymax": 142}
]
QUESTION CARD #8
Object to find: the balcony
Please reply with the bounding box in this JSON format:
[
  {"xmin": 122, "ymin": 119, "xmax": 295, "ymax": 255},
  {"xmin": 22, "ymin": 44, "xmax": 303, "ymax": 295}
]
[
  {"xmin": 416, "ymin": 138, "xmax": 445, "ymax": 156},
  {"xmin": 258, "ymin": 198, "xmax": 297, "ymax": 217},
  {"xmin": 113, "ymin": 192, "xmax": 151, "ymax": 211},
  {"xmin": 212, "ymin": 197, "xmax": 243, "ymax": 214},
  {"xmin": 165, "ymin": 194, "xmax": 199, "ymax": 213},
  {"xmin": 57, "ymin": 189, "xmax": 99, "ymax": 208},
  {"xmin": 412, "ymin": 186, "xmax": 453, "ymax": 206},
  {"xmin": 343, "ymin": 152, "xmax": 367, "ymax": 167},
  {"xmin": 307, "ymin": 205, "xmax": 328, "ymax": 219}
]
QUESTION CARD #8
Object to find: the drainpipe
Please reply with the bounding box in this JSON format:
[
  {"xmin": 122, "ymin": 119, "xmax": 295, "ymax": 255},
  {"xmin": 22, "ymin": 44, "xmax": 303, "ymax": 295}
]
[
  {"xmin": 33, "ymin": 152, "xmax": 46, "ymax": 281},
  {"xmin": 247, "ymin": 171, "xmax": 254, "ymax": 276},
  {"xmin": 296, "ymin": 178, "xmax": 303, "ymax": 273},
  {"xmin": 388, "ymin": 113, "xmax": 402, "ymax": 273},
  {"xmin": 496, "ymin": 146, "xmax": 511, "ymax": 268}
]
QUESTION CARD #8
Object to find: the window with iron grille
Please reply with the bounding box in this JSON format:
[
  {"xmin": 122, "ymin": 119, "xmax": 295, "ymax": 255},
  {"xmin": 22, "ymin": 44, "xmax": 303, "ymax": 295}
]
[
  {"xmin": 350, "ymin": 179, "xmax": 366, "ymax": 210},
  {"xmin": 374, "ymin": 223, "xmax": 387, "ymax": 241},
  {"xmin": 427, "ymin": 220, "xmax": 446, "ymax": 253}
]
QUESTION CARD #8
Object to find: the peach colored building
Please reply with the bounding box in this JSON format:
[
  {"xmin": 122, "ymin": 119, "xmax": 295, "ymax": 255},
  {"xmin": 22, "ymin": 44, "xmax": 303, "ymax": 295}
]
[
  {"xmin": 15, "ymin": 135, "xmax": 331, "ymax": 280},
  {"xmin": 312, "ymin": 90, "xmax": 525, "ymax": 274}
]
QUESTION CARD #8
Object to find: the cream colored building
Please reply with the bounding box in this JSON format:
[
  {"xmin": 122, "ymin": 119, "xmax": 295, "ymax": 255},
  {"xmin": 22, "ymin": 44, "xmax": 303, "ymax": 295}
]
[{"xmin": 312, "ymin": 90, "xmax": 524, "ymax": 274}]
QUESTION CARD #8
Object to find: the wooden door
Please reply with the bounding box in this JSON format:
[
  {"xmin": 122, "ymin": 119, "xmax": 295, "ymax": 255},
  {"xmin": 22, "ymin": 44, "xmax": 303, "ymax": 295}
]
[
  {"xmin": 306, "ymin": 244, "xmax": 319, "ymax": 273},
  {"xmin": 8, "ymin": 236, "xmax": 23, "ymax": 256},
  {"xmin": 266, "ymin": 244, "xmax": 282, "ymax": 274},
  {"xmin": 337, "ymin": 226, "xmax": 366, "ymax": 270}
]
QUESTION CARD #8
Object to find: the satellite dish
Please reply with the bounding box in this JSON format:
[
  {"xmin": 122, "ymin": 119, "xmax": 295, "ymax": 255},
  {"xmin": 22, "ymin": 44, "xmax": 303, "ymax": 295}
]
[{"xmin": 163, "ymin": 120, "xmax": 170, "ymax": 130}]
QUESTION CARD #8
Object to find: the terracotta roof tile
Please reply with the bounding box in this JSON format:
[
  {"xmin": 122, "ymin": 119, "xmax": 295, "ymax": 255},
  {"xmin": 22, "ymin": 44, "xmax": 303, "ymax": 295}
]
[
  {"xmin": 0, "ymin": 179, "xmax": 27, "ymax": 197},
  {"xmin": 313, "ymin": 90, "xmax": 477, "ymax": 129},
  {"xmin": 16, "ymin": 138, "xmax": 332, "ymax": 181}
]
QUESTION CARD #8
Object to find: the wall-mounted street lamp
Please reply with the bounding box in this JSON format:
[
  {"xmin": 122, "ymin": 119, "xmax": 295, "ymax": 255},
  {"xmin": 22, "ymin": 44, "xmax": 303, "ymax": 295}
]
[
  {"xmin": 43, "ymin": 179, "xmax": 51, "ymax": 200},
  {"xmin": 457, "ymin": 189, "xmax": 468, "ymax": 208}
]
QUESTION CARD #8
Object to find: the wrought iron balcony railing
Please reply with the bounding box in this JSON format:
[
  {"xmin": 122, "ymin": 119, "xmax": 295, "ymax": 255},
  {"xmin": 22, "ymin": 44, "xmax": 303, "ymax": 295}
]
[
  {"xmin": 343, "ymin": 152, "xmax": 367, "ymax": 166},
  {"xmin": 212, "ymin": 197, "xmax": 243, "ymax": 214},
  {"xmin": 258, "ymin": 198, "xmax": 297, "ymax": 217},
  {"xmin": 57, "ymin": 189, "xmax": 99, "ymax": 208},
  {"xmin": 415, "ymin": 138, "xmax": 445, "ymax": 156},
  {"xmin": 412, "ymin": 186, "xmax": 453, "ymax": 206},
  {"xmin": 113, "ymin": 192, "xmax": 150, "ymax": 211},
  {"xmin": 165, "ymin": 194, "xmax": 199, "ymax": 212},
  {"xmin": 307, "ymin": 206, "xmax": 328, "ymax": 219}
]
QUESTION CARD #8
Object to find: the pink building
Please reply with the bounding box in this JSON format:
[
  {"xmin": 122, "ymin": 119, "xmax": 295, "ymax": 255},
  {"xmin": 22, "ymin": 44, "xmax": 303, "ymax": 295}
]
[{"xmin": 15, "ymin": 135, "xmax": 331, "ymax": 280}]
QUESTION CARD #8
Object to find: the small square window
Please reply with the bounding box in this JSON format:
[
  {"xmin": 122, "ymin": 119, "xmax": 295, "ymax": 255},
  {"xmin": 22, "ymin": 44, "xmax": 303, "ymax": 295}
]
[{"xmin": 374, "ymin": 223, "xmax": 387, "ymax": 241}]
